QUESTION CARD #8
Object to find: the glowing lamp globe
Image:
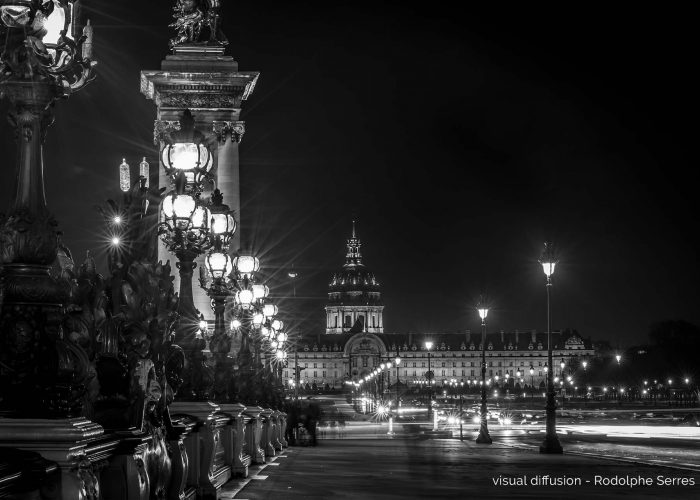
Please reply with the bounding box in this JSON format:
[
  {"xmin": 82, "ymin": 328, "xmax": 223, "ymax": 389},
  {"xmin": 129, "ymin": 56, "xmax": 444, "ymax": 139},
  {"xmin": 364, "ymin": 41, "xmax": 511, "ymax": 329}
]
[
  {"xmin": 539, "ymin": 242, "xmax": 557, "ymax": 278},
  {"xmin": 276, "ymin": 350, "xmax": 286, "ymax": 360},
  {"xmin": 263, "ymin": 304, "xmax": 278, "ymax": 318},
  {"xmin": 271, "ymin": 319, "xmax": 283, "ymax": 331},
  {"xmin": 260, "ymin": 326, "xmax": 269, "ymax": 337},
  {"xmin": 233, "ymin": 255, "xmax": 259, "ymax": 275},
  {"xmin": 236, "ymin": 289, "xmax": 254, "ymax": 308},
  {"xmin": 277, "ymin": 332, "xmax": 287, "ymax": 342},
  {"xmin": 425, "ymin": 341, "xmax": 433, "ymax": 351},
  {"xmin": 395, "ymin": 356, "xmax": 401, "ymax": 365},
  {"xmin": 189, "ymin": 204, "xmax": 211, "ymax": 236},
  {"xmin": 162, "ymin": 192, "xmax": 196, "ymax": 230},
  {"xmin": 230, "ymin": 318, "xmax": 242, "ymax": 330},
  {"xmin": 198, "ymin": 319, "xmax": 207, "ymax": 330},
  {"xmin": 252, "ymin": 284, "xmax": 269, "ymax": 300},
  {"xmin": 205, "ymin": 251, "xmax": 233, "ymax": 279},
  {"xmin": 252, "ymin": 313, "xmax": 264, "ymax": 327},
  {"xmin": 42, "ymin": 1, "xmax": 75, "ymax": 45},
  {"xmin": 380, "ymin": 363, "xmax": 386, "ymax": 370},
  {"xmin": 208, "ymin": 189, "xmax": 236, "ymax": 245},
  {"xmin": 477, "ymin": 307, "xmax": 488, "ymax": 320},
  {"xmin": 161, "ymin": 142, "xmax": 212, "ymax": 185}
]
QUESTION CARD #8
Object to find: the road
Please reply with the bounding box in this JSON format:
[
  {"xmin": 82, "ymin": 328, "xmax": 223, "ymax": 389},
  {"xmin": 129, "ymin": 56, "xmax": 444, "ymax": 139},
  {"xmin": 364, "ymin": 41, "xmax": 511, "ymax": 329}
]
[{"xmin": 225, "ymin": 438, "xmax": 699, "ymax": 499}]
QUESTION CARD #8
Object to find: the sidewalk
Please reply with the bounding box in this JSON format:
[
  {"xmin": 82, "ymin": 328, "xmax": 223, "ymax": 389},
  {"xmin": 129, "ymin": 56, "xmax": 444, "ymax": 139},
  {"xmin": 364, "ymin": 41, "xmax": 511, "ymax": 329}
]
[{"xmin": 229, "ymin": 438, "xmax": 699, "ymax": 499}]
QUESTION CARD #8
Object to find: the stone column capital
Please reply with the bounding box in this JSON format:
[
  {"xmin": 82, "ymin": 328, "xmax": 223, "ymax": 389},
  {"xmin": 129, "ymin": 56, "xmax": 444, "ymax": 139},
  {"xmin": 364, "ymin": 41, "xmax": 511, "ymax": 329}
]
[{"xmin": 213, "ymin": 121, "xmax": 245, "ymax": 144}]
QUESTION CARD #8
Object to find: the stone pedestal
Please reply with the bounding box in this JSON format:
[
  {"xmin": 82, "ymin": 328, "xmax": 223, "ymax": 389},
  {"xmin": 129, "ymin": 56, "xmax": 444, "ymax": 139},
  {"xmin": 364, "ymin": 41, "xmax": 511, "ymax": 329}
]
[
  {"xmin": 259, "ymin": 408, "xmax": 276, "ymax": 458},
  {"xmin": 278, "ymin": 412, "xmax": 288, "ymax": 448},
  {"xmin": 171, "ymin": 401, "xmax": 230, "ymax": 500},
  {"xmin": 270, "ymin": 411, "xmax": 283, "ymax": 451},
  {"xmin": 99, "ymin": 431, "xmax": 152, "ymax": 500},
  {"xmin": 220, "ymin": 403, "xmax": 251, "ymax": 478},
  {"xmin": 167, "ymin": 419, "xmax": 196, "ymax": 500},
  {"xmin": 242, "ymin": 406, "xmax": 264, "ymax": 464},
  {"xmin": 0, "ymin": 418, "xmax": 104, "ymax": 499}
]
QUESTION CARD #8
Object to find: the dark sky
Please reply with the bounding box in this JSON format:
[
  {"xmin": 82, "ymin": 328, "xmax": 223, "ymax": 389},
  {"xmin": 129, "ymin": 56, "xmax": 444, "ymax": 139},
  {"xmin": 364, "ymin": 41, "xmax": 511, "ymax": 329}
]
[{"xmin": 1, "ymin": 2, "xmax": 696, "ymax": 347}]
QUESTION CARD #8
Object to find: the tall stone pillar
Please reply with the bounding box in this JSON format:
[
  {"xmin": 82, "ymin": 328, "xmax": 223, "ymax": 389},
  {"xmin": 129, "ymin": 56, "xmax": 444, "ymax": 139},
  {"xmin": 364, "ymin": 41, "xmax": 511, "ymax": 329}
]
[{"xmin": 141, "ymin": 44, "xmax": 259, "ymax": 321}]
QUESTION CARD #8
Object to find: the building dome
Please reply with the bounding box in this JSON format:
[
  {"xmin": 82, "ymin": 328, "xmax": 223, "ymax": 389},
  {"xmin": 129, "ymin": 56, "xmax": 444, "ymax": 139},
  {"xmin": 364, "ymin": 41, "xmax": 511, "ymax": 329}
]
[
  {"xmin": 325, "ymin": 222, "xmax": 384, "ymax": 334},
  {"xmin": 328, "ymin": 222, "xmax": 381, "ymax": 305}
]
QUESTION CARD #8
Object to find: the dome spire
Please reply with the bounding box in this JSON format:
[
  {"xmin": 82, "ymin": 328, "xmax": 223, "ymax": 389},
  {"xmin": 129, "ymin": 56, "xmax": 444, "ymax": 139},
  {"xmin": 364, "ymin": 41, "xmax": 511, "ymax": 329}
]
[{"xmin": 345, "ymin": 220, "xmax": 362, "ymax": 266}]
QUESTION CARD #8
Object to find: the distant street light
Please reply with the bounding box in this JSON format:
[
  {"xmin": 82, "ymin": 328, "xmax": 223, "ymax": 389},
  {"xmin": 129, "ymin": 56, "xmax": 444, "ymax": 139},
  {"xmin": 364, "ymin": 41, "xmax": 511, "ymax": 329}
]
[
  {"xmin": 538, "ymin": 242, "xmax": 563, "ymax": 454},
  {"xmin": 425, "ymin": 340, "xmax": 434, "ymax": 420},
  {"xmin": 476, "ymin": 298, "xmax": 492, "ymax": 445}
]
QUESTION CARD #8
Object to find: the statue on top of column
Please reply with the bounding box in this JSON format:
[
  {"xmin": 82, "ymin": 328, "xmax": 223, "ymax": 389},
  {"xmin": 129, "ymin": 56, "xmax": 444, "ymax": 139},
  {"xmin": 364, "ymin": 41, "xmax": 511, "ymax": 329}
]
[{"xmin": 169, "ymin": 0, "xmax": 229, "ymax": 48}]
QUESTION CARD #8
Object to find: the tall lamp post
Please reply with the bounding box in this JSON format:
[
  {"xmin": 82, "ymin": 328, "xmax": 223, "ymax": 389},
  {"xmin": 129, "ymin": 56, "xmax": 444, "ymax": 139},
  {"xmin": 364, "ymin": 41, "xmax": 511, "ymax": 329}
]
[
  {"xmin": 539, "ymin": 242, "xmax": 563, "ymax": 454},
  {"xmin": 476, "ymin": 301, "xmax": 492, "ymax": 444},
  {"xmin": 560, "ymin": 359, "xmax": 566, "ymax": 409},
  {"xmin": 197, "ymin": 189, "xmax": 237, "ymax": 401},
  {"xmin": 529, "ymin": 366, "xmax": 535, "ymax": 400},
  {"xmin": 395, "ymin": 353, "xmax": 401, "ymax": 413},
  {"xmin": 0, "ymin": 0, "xmax": 96, "ymax": 417},
  {"xmin": 425, "ymin": 341, "xmax": 434, "ymax": 421},
  {"xmin": 615, "ymin": 354, "xmax": 622, "ymax": 404}
]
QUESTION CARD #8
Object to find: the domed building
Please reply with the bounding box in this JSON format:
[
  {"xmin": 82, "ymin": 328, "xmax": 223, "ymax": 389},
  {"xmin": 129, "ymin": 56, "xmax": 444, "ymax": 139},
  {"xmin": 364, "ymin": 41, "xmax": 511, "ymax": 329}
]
[
  {"xmin": 284, "ymin": 223, "xmax": 595, "ymax": 393},
  {"xmin": 325, "ymin": 222, "xmax": 383, "ymax": 334}
]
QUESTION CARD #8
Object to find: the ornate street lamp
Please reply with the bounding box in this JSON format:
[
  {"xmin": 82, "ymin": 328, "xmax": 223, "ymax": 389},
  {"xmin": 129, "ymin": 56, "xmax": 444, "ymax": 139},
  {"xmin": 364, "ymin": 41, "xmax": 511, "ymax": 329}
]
[
  {"xmin": 476, "ymin": 299, "xmax": 492, "ymax": 444},
  {"xmin": 160, "ymin": 110, "xmax": 213, "ymax": 191},
  {"xmin": 158, "ymin": 111, "xmax": 218, "ymax": 400},
  {"xmin": 539, "ymin": 242, "xmax": 563, "ymax": 454},
  {"xmin": 0, "ymin": 0, "xmax": 95, "ymax": 417}
]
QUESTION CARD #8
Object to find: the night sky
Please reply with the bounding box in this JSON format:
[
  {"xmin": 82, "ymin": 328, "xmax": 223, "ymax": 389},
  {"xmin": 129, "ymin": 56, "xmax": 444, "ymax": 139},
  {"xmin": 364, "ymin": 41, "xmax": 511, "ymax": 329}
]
[{"xmin": 0, "ymin": 2, "xmax": 695, "ymax": 347}]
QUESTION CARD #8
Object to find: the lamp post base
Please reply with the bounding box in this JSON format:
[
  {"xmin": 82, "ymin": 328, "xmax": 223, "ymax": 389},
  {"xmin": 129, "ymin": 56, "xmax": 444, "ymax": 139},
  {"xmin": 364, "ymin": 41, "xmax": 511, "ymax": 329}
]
[
  {"xmin": 476, "ymin": 426, "xmax": 492, "ymax": 444},
  {"xmin": 539, "ymin": 435, "xmax": 563, "ymax": 454}
]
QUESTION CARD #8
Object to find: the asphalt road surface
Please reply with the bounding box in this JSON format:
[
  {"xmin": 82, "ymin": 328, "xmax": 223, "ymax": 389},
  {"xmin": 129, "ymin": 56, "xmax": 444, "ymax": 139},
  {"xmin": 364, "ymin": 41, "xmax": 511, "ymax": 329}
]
[{"xmin": 226, "ymin": 438, "xmax": 699, "ymax": 499}]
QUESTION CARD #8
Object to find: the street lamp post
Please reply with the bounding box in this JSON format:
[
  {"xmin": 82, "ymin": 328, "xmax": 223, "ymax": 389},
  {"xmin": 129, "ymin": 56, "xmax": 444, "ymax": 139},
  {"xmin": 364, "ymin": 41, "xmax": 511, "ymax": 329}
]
[
  {"xmin": 459, "ymin": 381, "xmax": 465, "ymax": 441},
  {"xmin": 198, "ymin": 189, "xmax": 236, "ymax": 401},
  {"xmin": 560, "ymin": 359, "xmax": 566, "ymax": 410},
  {"xmin": 615, "ymin": 354, "xmax": 622, "ymax": 405},
  {"xmin": 476, "ymin": 300, "xmax": 492, "ymax": 444},
  {"xmin": 425, "ymin": 341, "xmax": 434, "ymax": 421},
  {"xmin": 0, "ymin": 3, "xmax": 96, "ymax": 417},
  {"xmin": 539, "ymin": 242, "xmax": 563, "ymax": 454},
  {"xmin": 395, "ymin": 353, "xmax": 401, "ymax": 415},
  {"xmin": 529, "ymin": 366, "xmax": 535, "ymax": 400}
]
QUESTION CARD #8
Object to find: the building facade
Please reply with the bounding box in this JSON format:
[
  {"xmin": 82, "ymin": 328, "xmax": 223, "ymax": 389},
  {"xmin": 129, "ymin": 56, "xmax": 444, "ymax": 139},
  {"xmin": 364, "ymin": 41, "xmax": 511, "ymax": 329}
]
[{"xmin": 286, "ymin": 225, "xmax": 595, "ymax": 391}]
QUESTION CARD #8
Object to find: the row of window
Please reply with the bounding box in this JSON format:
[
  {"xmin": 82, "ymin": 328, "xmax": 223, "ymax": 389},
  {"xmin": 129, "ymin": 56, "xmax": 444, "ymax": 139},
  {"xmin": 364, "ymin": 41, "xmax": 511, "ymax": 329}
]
[
  {"xmin": 283, "ymin": 369, "xmax": 549, "ymax": 379},
  {"xmin": 330, "ymin": 314, "xmax": 380, "ymax": 328},
  {"xmin": 291, "ymin": 360, "xmax": 553, "ymax": 369},
  {"xmin": 295, "ymin": 351, "xmax": 591, "ymax": 359}
]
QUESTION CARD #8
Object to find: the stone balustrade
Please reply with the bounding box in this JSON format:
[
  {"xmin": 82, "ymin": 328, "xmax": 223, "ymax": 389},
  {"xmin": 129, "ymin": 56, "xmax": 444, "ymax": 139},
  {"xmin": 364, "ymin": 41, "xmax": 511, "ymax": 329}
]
[
  {"xmin": 220, "ymin": 403, "xmax": 251, "ymax": 478},
  {"xmin": 0, "ymin": 402, "xmax": 294, "ymax": 499},
  {"xmin": 242, "ymin": 406, "xmax": 266, "ymax": 464},
  {"xmin": 259, "ymin": 408, "xmax": 276, "ymax": 458}
]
